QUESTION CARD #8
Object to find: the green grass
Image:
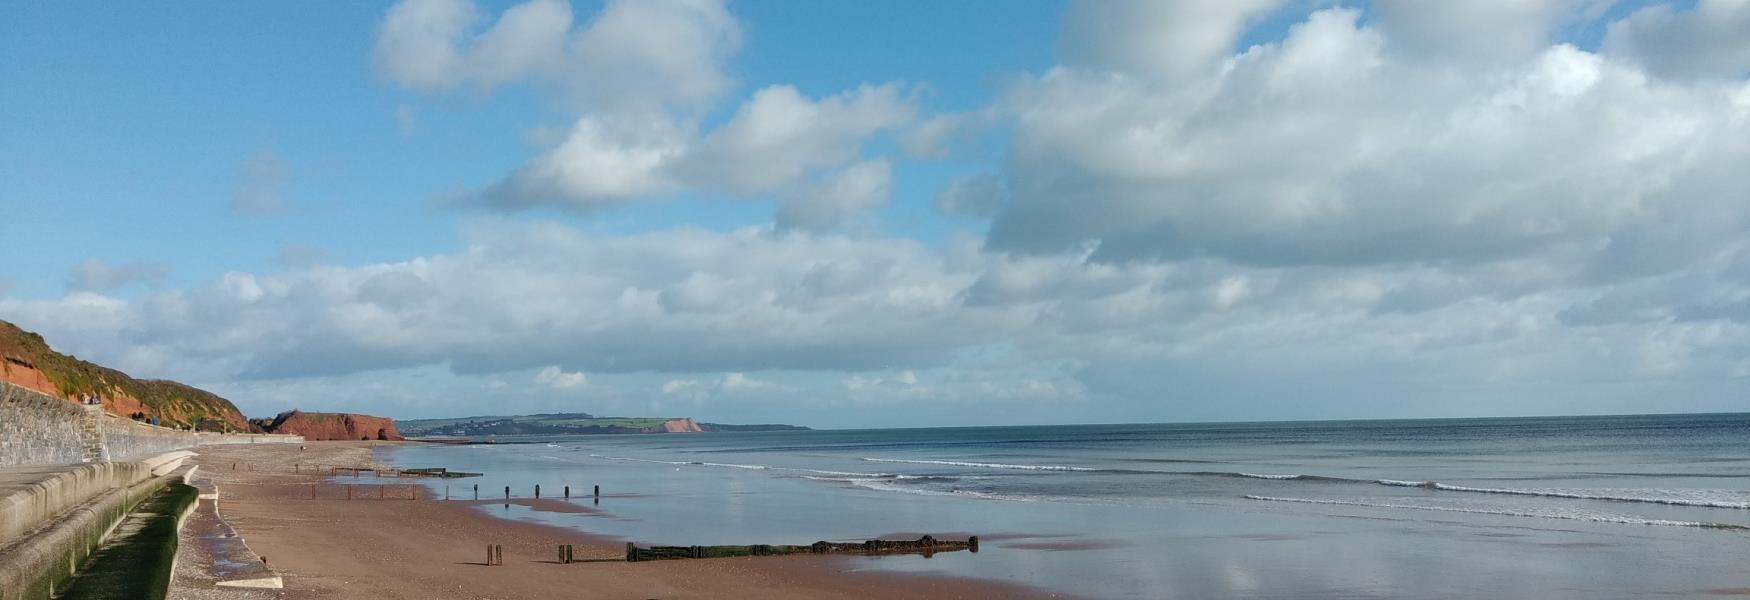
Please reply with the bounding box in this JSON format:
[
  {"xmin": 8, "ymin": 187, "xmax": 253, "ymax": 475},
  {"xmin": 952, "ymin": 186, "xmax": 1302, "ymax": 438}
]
[
  {"xmin": 1, "ymin": 320, "xmax": 247, "ymax": 430},
  {"xmin": 58, "ymin": 483, "xmax": 198, "ymax": 600}
]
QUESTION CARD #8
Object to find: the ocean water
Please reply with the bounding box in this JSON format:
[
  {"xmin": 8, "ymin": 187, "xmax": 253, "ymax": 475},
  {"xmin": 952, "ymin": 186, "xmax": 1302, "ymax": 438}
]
[{"xmin": 383, "ymin": 414, "xmax": 1750, "ymax": 599}]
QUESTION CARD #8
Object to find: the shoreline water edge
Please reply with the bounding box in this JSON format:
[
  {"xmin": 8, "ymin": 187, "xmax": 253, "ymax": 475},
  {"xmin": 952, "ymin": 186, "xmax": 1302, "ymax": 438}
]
[
  {"xmin": 186, "ymin": 441, "xmax": 1066, "ymax": 599},
  {"xmin": 379, "ymin": 416, "xmax": 1750, "ymax": 599}
]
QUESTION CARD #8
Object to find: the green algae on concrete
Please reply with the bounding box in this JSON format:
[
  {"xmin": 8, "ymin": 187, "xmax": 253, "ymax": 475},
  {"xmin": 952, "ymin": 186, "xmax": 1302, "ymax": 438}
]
[{"xmin": 57, "ymin": 483, "xmax": 197, "ymax": 600}]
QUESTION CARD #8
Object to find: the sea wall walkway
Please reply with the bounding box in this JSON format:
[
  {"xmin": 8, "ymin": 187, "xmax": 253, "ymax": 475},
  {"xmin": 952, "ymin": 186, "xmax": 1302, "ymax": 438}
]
[{"xmin": 1, "ymin": 381, "xmax": 302, "ymax": 467}]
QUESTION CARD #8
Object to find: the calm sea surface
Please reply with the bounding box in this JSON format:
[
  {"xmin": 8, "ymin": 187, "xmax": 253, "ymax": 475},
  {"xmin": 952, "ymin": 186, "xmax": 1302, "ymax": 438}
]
[{"xmin": 382, "ymin": 414, "xmax": 1750, "ymax": 599}]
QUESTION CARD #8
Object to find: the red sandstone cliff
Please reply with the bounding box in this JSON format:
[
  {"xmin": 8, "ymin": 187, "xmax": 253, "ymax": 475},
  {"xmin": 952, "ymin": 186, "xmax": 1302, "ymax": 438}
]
[
  {"xmin": 659, "ymin": 417, "xmax": 703, "ymax": 433},
  {"xmin": 260, "ymin": 410, "xmax": 404, "ymax": 441}
]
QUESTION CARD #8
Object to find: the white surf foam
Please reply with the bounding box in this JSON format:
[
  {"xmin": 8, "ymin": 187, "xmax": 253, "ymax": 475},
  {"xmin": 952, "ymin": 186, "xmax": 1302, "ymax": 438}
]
[
  {"xmin": 862, "ymin": 458, "xmax": 1098, "ymax": 471},
  {"xmin": 1367, "ymin": 478, "xmax": 1750, "ymax": 509},
  {"xmin": 1244, "ymin": 495, "xmax": 1750, "ymax": 530}
]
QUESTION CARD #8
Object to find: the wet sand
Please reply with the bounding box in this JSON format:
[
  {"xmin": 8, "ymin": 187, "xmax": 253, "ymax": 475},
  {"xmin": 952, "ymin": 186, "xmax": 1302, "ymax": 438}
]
[{"xmin": 191, "ymin": 442, "xmax": 1065, "ymax": 599}]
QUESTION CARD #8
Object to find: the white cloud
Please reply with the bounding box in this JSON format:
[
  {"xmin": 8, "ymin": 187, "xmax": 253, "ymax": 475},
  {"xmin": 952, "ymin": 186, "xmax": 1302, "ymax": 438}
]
[
  {"xmin": 1603, "ymin": 0, "xmax": 1750, "ymax": 80},
  {"xmin": 1058, "ymin": 0, "xmax": 1286, "ymax": 82},
  {"xmin": 660, "ymin": 378, "xmax": 699, "ymax": 394},
  {"xmin": 232, "ymin": 150, "xmax": 291, "ymax": 216},
  {"xmin": 66, "ymin": 259, "xmax": 169, "ymax": 292},
  {"xmin": 535, "ymin": 365, "xmax": 587, "ymax": 388},
  {"xmin": 775, "ymin": 159, "xmax": 892, "ymax": 232},
  {"xmin": 934, "ymin": 174, "xmax": 1006, "ymax": 219},
  {"xmin": 989, "ymin": 6, "xmax": 1750, "ymax": 282},
  {"xmin": 717, "ymin": 372, "xmax": 775, "ymax": 392}
]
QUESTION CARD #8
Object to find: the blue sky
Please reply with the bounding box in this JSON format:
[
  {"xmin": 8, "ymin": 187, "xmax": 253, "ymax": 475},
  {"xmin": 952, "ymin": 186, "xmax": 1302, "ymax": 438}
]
[{"xmin": 3, "ymin": 1, "xmax": 1747, "ymax": 428}]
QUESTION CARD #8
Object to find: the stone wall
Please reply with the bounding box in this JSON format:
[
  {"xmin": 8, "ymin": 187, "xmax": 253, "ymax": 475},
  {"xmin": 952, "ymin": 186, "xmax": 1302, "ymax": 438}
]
[
  {"xmin": 1, "ymin": 382, "xmax": 303, "ymax": 467},
  {"xmin": 0, "ymin": 382, "xmax": 90, "ymax": 466}
]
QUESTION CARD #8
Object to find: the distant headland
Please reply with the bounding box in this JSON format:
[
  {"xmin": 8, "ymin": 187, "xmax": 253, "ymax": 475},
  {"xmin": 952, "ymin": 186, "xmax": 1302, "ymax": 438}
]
[{"xmin": 396, "ymin": 412, "xmax": 810, "ymax": 436}]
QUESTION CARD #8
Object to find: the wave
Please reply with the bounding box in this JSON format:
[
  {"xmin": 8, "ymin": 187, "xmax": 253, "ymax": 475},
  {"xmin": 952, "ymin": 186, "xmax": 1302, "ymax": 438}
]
[
  {"xmin": 1180, "ymin": 470, "xmax": 1750, "ymax": 510},
  {"xmin": 592, "ymin": 455, "xmax": 934, "ymax": 479},
  {"xmin": 1413, "ymin": 482, "xmax": 1750, "ymax": 510},
  {"xmin": 862, "ymin": 458, "xmax": 1098, "ymax": 471},
  {"xmin": 1243, "ymin": 495, "xmax": 1750, "ymax": 530},
  {"xmin": 831, "ymin": 477, "xmax": 1034, "ymax": 502}
]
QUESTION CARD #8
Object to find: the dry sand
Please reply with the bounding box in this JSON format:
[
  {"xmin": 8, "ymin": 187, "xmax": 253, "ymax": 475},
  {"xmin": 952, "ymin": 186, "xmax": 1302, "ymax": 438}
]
[{"xmin": 190, "ymin": 442, "xmax": 1066, "ymax": 600}]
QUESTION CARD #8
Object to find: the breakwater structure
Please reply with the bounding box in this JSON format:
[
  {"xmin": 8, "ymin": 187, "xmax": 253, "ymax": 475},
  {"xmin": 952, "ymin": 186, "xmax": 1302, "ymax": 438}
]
[
  {"xmin": 623, "ymin": 535, "xmax": 980, "ymax": 562},
  {"xmin": 0, "ymin": 381, "xmax": 302, "ymax": 599}
]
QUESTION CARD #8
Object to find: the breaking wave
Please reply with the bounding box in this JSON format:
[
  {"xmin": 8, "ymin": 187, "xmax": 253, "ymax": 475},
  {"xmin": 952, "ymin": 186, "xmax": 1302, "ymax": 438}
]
[
  {"xmin": 862, "ymin": 458, "xmax": 1099, "ymax": 471},
  {"xmin": 1244, "ymin": 495, "xmax": 1750, "ymax": 530}
]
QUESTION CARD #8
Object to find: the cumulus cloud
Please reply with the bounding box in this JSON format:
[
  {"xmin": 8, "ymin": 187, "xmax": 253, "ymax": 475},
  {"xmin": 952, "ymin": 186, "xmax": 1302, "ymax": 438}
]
[
  {"xmin": 66, "ymin": 259, "xmax": 170, "ymax": 292},
  {"xmin": 1058, "ymin": 0, "xmax": 1286, "ymax": 82},
  {"xmin": 231, "ymin": 150, "xmax": 291, "ymax": 216},
  {"xmin": 934, "ymin": 174, "xmax": 1006, "ymax": 219},
  {"xmin": 378, "ymin": 0, "xmax": 912, "ymax": 223},
  {"xmin": 989, "ymin": 6, "xmax": 1750, "ymax": 280},
  {"xmin": 775, "ymin": 159, "xmax": 892, "ymax": 231},
  {"xmin": 274, "ymin": 243, "xmax": 330, "ymax": 268},
  {"xmin": 1603, "ymin": 0, "xmax": 1750, "ymax": 80},
  {"xmin": 535, "ymin": 365, "xmax": 588, "ymax": 388}
]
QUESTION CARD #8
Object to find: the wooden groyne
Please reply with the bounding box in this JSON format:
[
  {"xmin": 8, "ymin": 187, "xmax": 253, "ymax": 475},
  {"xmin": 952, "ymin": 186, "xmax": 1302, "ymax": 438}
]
[{"xmin": 624, "ymin": 535, "xmax": 978, "ymax": 562}]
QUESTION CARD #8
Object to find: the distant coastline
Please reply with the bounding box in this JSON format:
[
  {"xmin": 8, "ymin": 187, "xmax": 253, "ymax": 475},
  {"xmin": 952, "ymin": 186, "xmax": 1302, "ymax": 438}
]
[{"xmin": 396, "ymin": 412, "xmax": 809, "ymax": 437}]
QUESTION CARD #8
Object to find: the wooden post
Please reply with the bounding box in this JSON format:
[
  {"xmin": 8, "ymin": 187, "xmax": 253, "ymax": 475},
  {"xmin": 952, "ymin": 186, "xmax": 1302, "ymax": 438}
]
[
  {"xmin": 564, "ymin": 486, "xmax": 569, "ymax": 499},
  {"xmin": 626, "ymin": 542, "xmax": 637, "ymax": 562},
  {"xmin": 504, "ymin": 486, "xmax": 510, "ymax": 500},
  {"xmin": 968, "ymin": 536, "xmax": 979, "ymax": 553},
  {"xmin": 594, "ymin": 485, "xmax": 600, "ymax": 498},
  {"xmin": 411, "ymin": 486, "xmax": 417, "ymax": 501},
  {"xmin": 473, "ymin": 484, "xmax": 478, "ymax": 500},
  {"xmin": 496, "ymin": 545, "xmax": 503, "ymax": 566},
  {"xmin": 487, "ymin": 545, "xmax": 494, "ymax": 566},
  {"xmin": 310, "ymin": 484, "xmax": 316, "ymax": 499},
  {"xmin": 347, "ymin": 485, "xmax": 352, "ymax": 500},
  {"xmin": 295, "ymin": 463, "xmax": 299, "ymax": 473},
  {"xmin": 380, "ymin": 486, "xmax": 385, "ymax": 500},
  {"xmin": 445, "ymin": 485, "xmax": 450, "ymax": 500},
  {"xmin": 535, "ymin": 484, "xmax": 540, "ymax": 499}
]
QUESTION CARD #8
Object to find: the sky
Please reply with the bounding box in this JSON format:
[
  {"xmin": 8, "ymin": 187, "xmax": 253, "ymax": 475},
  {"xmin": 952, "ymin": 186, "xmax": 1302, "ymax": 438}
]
[{"xmin": 2, "ymin": 0, "xmax": 1748, "ymax": 428}]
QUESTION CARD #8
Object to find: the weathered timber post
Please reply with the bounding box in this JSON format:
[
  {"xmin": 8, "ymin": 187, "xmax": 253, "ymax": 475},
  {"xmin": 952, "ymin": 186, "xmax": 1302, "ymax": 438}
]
[
  {"xmin": 968, "ymin": 536, "xmax": 979, "ymax": 553},
  {"xmin": 559, "ymin": 545, "xmax": 566, "ymax": 564},
  {"xmin": 496, "ymin": 545, "xmax": 504, "ymax": 565},
  {"xmin": 505, "ymin": 486, "xmax": 510, "ymax": 500},
  {"xmin": 379, "ymin": 486, "xmax": 385, "ymax": 500},
  {"xmin": 535, "ymin": 484, "xmax": 541, "ymax": 499},
  {"xmin": 626, "ymin": 542, "xmax": 638, "ymax": 562},
  {"xmin": 594, "ymin": 485, "xmax": 600, "ymax": 498},
  {"xmin": 473, "ymin": 484, "xmax": 478, "ymax": 500},
  {"xmin": 310, "ymin": 484, "xmax": 316, "ymax": 499},
  {"xmin": 445, "ymin": 485, "xmax": 450, "ymax": 500},
  {"xmin": 564, "ymin": 486, "xmax": 570, "ymax": 499},
  {"xmin": 488, "ymin": 545, "xmax": 494, "ymax": 566},
  {"xmin": 295, "ymin": 463, "xmax": 300, "ymax": 473}
]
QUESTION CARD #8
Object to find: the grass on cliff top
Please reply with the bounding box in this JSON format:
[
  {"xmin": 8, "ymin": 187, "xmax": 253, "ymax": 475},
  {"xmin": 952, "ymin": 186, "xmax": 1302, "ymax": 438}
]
[
  {"xmin": 58, "ymin": 482, "xmax": 198, "ymax": 600},
  {"xmin": 0, "ymin": 319, "xmax": 246, "ymax": 430}
]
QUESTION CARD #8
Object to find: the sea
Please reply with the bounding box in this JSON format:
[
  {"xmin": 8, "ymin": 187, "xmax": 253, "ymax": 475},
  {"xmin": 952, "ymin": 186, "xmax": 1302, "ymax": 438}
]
[{"xmin": 382, "ymin": 413, "xmax": 1750, "ymax": 599}]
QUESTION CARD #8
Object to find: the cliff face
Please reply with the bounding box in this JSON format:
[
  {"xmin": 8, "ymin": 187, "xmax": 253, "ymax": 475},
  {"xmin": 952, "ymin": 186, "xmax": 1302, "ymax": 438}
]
[
  {"xmin": 261, "ymin": 410, "xmax": 404, "ymax": 441},
  {"xmin": 660, "ymin": 417, "xmax": 703, "ymax": 433},
  {"xmin": 0, "ymin": 319, "xmax": 251, "ymax": 431}
]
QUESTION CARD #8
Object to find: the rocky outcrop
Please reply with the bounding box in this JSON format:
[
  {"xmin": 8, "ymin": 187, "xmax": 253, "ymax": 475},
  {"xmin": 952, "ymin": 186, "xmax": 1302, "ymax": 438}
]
[
  {"xmin": 659, "ymin": 418, "xmax": 703, "ymax": 433},
  {"xmin": 0, "ymin": 320, "xmax": 251, "ymax": 431},
  {"xmin": 259, "ymin": 410, "xmax": 404, "ymax": 441}
]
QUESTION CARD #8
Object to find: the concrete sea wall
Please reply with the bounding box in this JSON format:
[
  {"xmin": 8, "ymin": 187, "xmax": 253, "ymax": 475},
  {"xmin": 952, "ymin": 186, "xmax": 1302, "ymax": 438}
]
[
  {"xmin": 0, "ymin": 453, "xmax": 192, "ymax": 600},
  {"xmin": 1, "ymin": 381, "xmax": 302, "ymax": 467}
]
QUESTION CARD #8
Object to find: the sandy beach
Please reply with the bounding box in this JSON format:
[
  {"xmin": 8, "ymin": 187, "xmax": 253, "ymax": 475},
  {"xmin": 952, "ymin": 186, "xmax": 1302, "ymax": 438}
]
[{"xmin": 189, "ymin": 442, "xmax": 1063, "ymax": 600}]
